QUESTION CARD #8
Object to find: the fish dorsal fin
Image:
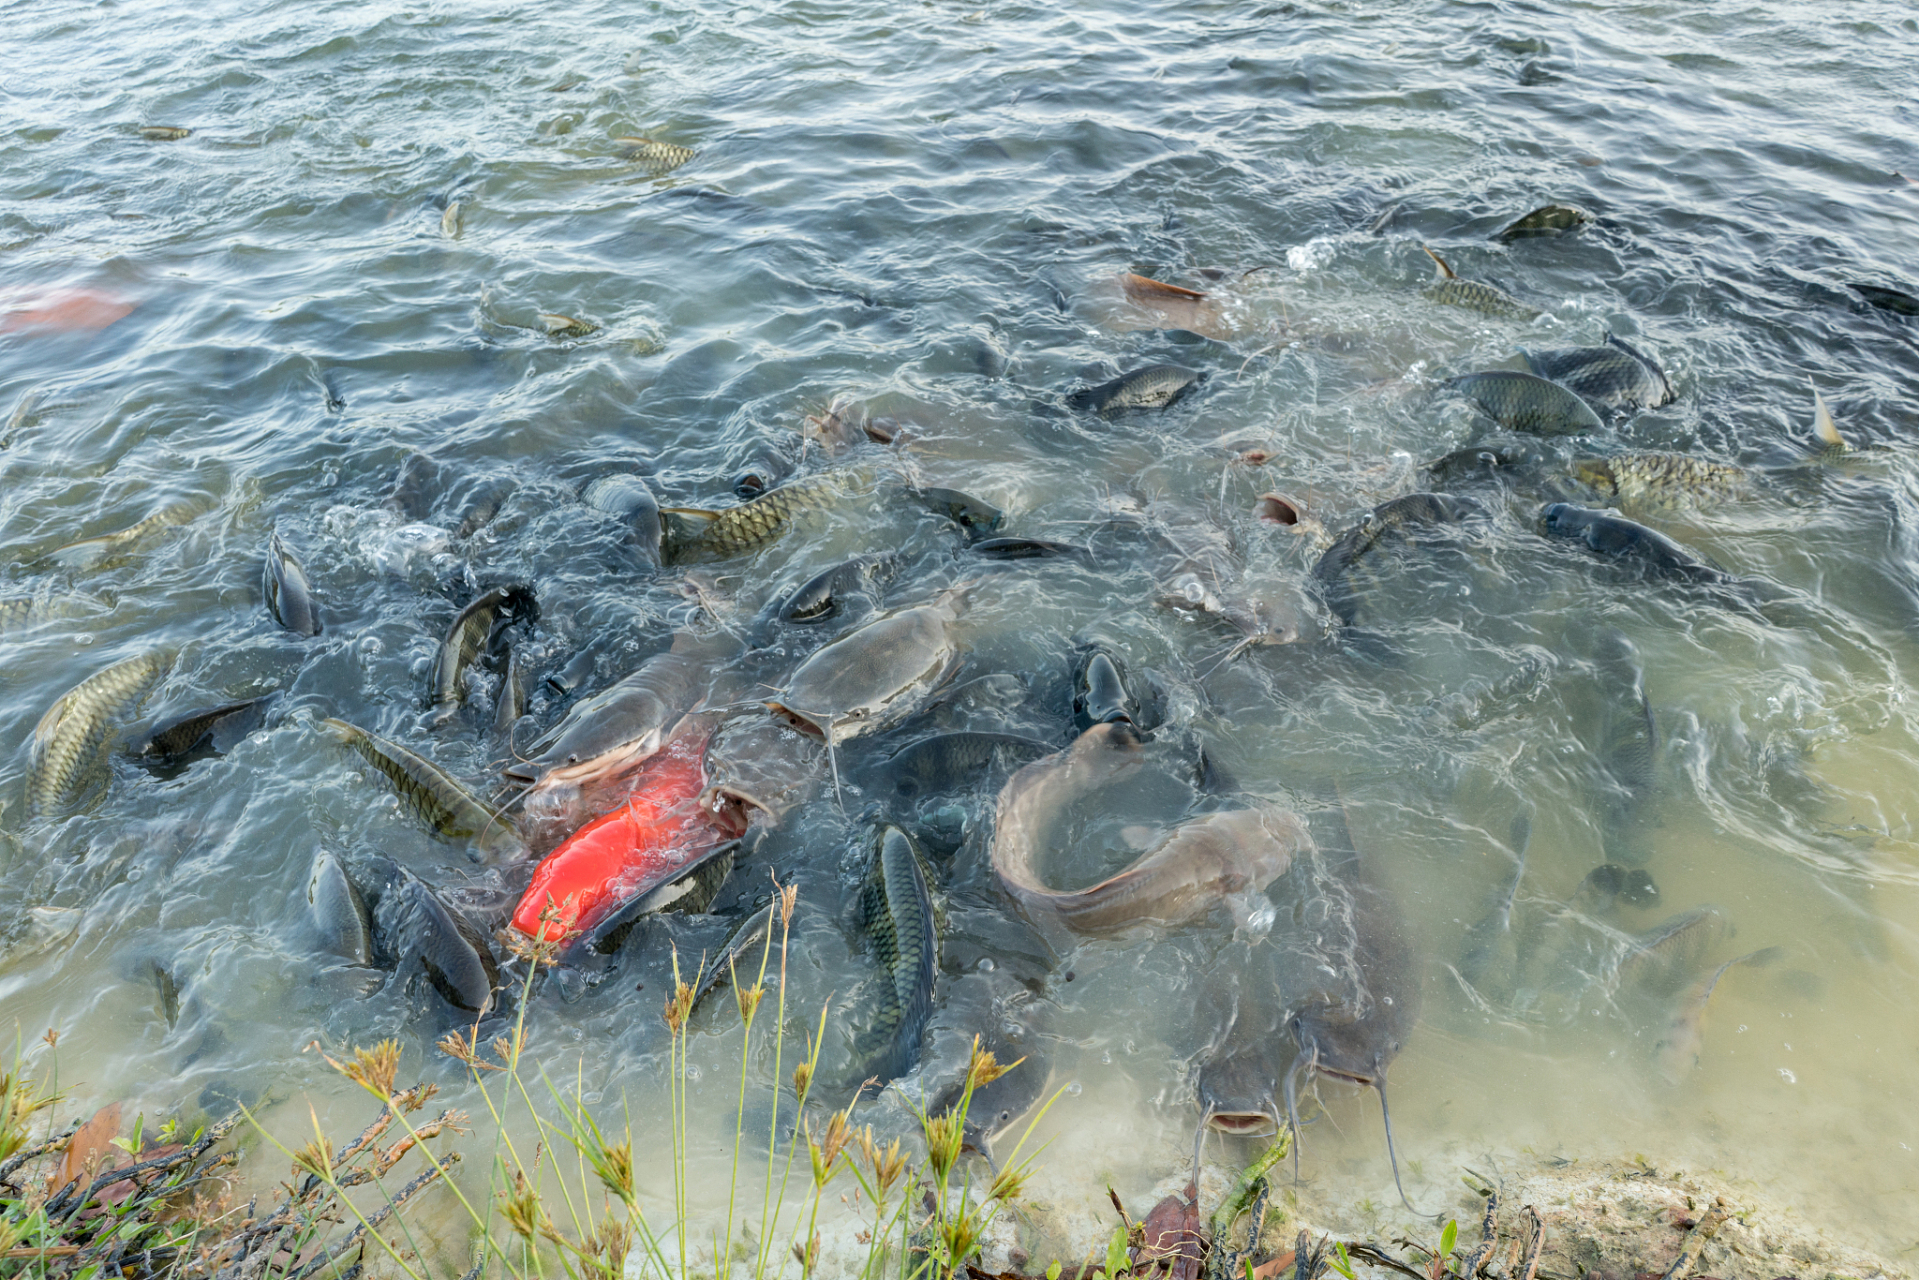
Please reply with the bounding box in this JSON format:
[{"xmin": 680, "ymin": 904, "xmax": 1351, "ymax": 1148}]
[
  {"xmin": 1121, "ymin": 272, "xmax": 1210, "ymax": 303},
  {"xmin": 659, "ymin": 506, "xmax": 720, "ymax": 522},
  {"xmin": 1421, "ymin": 244, "xmax": 1457, "ymax": 280},
  {"xmin": 1809, "ymin": 380, "xmax": 1849, "ymax": 451}
]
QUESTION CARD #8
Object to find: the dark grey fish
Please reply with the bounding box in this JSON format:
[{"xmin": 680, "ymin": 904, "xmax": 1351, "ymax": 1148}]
[
  {"xmin": 307, "ymin": 850, "xmax": 373, "ymax": 966},
  {"xmin": 768, "ymin": 553, "xmax": 899, "ymax": 626},
  {"xmin": 575, "ymin": 841, "xmax": 739, "ymax": 955},
  {"xmin": 1311, "ymin": 493, "xmax": 1487, "ymax": 626},
  {"xmin": 1421, "ymin": 246, "xmax": 1542, "ymax": 321},
  {"xmin": 1445, "ymin": 370, "xmax": 1605, "ymax": 434},
  {"xmin": 1422, "ymin": 441, "xmax": 1546, "ymax": 488},
  {"xmin": 1073, "ymin": 643, "xmax": 1151, "ymax": 732},
  {"xmin": 132, "ymin": 697, "xmax": 268, "ymax": 768},
  {"xmin": 430, "ymin": 585, "xmax": 536, "ymax": 725},
  {"xmin": 389, "ymin": 451, "xmax": 444, "ymax": 521},
  {"xmin": 852, "ymin": 825, "xmax": 939, "ymax": 1089},
  {"xmin": 369, "ymin": 864, "xmax": 501, "ymax": 1016},
  {"xmin": 1591, "ymin": 631, "xmax": 1657, "ymax": 864},
  {"xmin": 875, "ymin": 732, "xmax": 1052, "ymax": 804},
  {"xmin": 264, "ymin": 531, "xmax": 322, "ymax": 636},
  {"xmin": 1067, "ymin": 364, "xmax": 1202, "ymax": 416},
  {"xmin": 1195, "ymin": 946, "xmax": 1291, "ymax": 1139},
  {"xmin": 1520, "ymin": 332, "xmax": 1674, "ymax": 409},
  {"xmin": 690, "ymin": 901, "xmax": 782, "ymax": 1016},
  {"xmin": 927, "ymin": 991, "xmax": 1050, "ymax": 1164},
  {"xmin": 1540, "ymin": 503, "xmax": 1730, "ymax": 586},
  {"xmin": 969, "ymin": 537, "xmax": 1089, "ymax": 561},
  {"xmin": 1495, "ymin": 204, "xmax": 1594, "ymax": 241},
  {"xmin": 909, "ymin": 486, "xmax": 1004, "ymax": 536},
  {"xmin": 1281, "ymin": 802, "xmax": 1423, "ymax": 1212},
  {"xmin": 1458, "ymin": 811, "xmax": 1533, "ymax": 1003},
  {"xmin": 1571, "ymin": 863, "xmax": 1659, "ymax": 913},
  {"xmin": 583, "ymin": 474, "xmax": 664, "ymax": 564},
  {"xmin": 1849, "ymin": 282, "xmax": 1919, "ymax": 316},
  {"xmin": 454, "ymin": 479, "xmax": 514, "ymax": 538},
  {"xmin": 505, "ymin": 646, "xmax": 702, "ymax": 796}
]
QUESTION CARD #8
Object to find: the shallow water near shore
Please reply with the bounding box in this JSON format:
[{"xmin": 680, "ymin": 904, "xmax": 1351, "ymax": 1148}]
[{"xmin": 3, "ymin": 0, "xmax": 1918, "ymax": 1267}]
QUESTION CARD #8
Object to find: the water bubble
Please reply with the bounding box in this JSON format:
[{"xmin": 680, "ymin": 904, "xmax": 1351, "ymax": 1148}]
[
  {"xmin": 1065, "ymin": 1081, "xmax": 1082, "ymax": 1096},
  {"xmin": 1778, "ymin": 1067, "xmax": 1797, "ymax": 1084}
]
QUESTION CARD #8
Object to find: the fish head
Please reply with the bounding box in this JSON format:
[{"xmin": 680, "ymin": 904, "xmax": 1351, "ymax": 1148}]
[
  {"xmin": 913, "ymin": 486, "xmax": 1005, "ymax": 536},
  {"xmin": 701, "ymin": 715, "xmax": 824, "ymax": 832},
  {"xmin": 1289, "ymin": 995, "xmax": 1407, "ymax": 1095},
  {"xmin": 1569, "ymin": 457, "xmax": 1619, "ymax": 495},
  {"xmin": 1073, "ymin": 647, "xmax": 1135, "ymax": 729},
  {"xmin": 510, "ymin": 687, "xmax": 676, "ymax": 789},
  {"xmin": 1539, "ymin": 501, "xmax": 1596, "ymax": 542},
  {"xmin": 1196, "ymin": 1046, "xmax": 1283, "ymax": 1136}
]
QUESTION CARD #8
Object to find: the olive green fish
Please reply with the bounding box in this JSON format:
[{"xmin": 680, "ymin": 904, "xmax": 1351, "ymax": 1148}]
[
  {"xmin": 29, "ymin": 648, "xmax": 173, "ymax": 817},
  {"xmin": 430, "ymin": 585, "xmax": 535, "ymax": 725},
  {"xmin": 1495, "ymin": 203, "xmax": 1593, "ymax": 241},
  {"xmin": 663, "ymin": 470, "xmax": 868, "ymax": 561},
  {"xmin": 322, "ymin": 717, "xmax": 525, "ymax": 863},
  {"xmin": 1573, "ymin": 453, "xmax": 1747, "ymax": 512},
  {"xmin": 1445, "ymin": 370, "xmax": 1604, "ymax": 434},
  {"xmin": 49, "ymin": 499, "xmax": 204, "ymax": 570},
  {"xmin": 1422, "ymin": 246, "xmax": 1542, "ymax": 320},
  {"xmin": 140, "ymin": 125, "xmax": 191, "ymax": 141},
  {"xmin": 540, "ymin": 313, "xmax": 600, "ymax": 339},
  {"xmin": 440, "ymin": 201, "xmax": 462, "ymax": 239},
  {"xmin": 1521, "ymin": 332, "xmax": 1674, "ymax": 409},
  {"xmin": 615, "ymin": 136, "xmax": 696, "ymax": 172},
  {"xmin": 854, "ymin": 824, "xmax": 940, "ymax": 1087},
  {"xmin": 1591, "ymin": 630, "xmax": 1656, "ymax": 865}
]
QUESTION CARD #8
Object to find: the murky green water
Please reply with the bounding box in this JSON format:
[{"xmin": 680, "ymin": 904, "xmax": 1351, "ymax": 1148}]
[{"xmin": 4, "ymin": 0, "xmax": 1918, "ymax": 1266}]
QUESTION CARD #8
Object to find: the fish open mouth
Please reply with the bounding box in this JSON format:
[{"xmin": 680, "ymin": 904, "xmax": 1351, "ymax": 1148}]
[
  {"xmin": 1205, "ymin": 1109, "xmax": 1279, "ymax": 1136},
  {"xmin": 763, "ymin": 701, "xmax": 826, "ymax": 739},
  {"xmin": 699, "ymin": 783, "xmax": 769, "ymax": 837}
]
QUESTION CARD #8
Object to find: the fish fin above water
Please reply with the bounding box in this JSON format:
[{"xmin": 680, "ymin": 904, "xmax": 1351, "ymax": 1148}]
[
  {"xmin": 1120, "ymin": 271, "xmax": 1209, "ymax": 303},
  {"xmin": 1421, "ymin": 244, "xmax": 1457, "ymax": 280},
  {"xmin": 1809, "ymin": 380, "xmax": 1849, "ymax": 452}
]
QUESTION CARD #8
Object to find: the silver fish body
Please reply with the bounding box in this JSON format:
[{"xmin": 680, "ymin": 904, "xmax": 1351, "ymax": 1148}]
[
  {"xmin": 430, "ymin": 585, "xmax": 535, "ymax": 723},
  {"xmin": 51, "ymin": 500, "xmax": 205, "ymax": 571},
  {"xmin": 308, "ymin": 849, "xmax": 374, "ymax": 966},
  {"xmin": 506, "ymin": 646, "xmax": 703, "ymax": 794},
  {"xmin": 766, "ymin": 595, "xmax": 964, "ymax": 744},
  {"xmin": 368, "ymin": 862, "xmax": 500, "ymax": 1016},
  {"xmin": 583, "ymin": 473, "xmax": 664, "ymax": 564},
  {"xmin": 264, "ymin": 530, "xmax": 322, "ymax": 636}
]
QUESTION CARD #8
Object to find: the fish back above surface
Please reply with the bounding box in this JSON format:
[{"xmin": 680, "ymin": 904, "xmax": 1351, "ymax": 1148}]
[
  {"xmin": 1067, "ymin": 364, "xmax": 1203, "ymax": 416},
  {"xmin": 582, "ymin": 473, "xmax": 664, "ymax": 563},
  {"xmin": 854, "ymin": 825, "xmax": 940, "ymax": 1087},
  {"xmin": 263, "ymin": 530, "xmax": 322, "ymax": 636},
  {"xmin": 510, "ymin": 648, "xmax": 703, "ymax": 787},
  {"xmin": 907, "ymin": 486, "xmax": 1005, "ymax": 536},
  {"xmin": 992, "ymin": 723, "xmax": 1309, "ymax": 934},
  {"xmin": 133, "ymin": 697, "xmax": 268, "ymax": 765},
  {"xmin": 663, "ymin": 470, "xmax": 866, "ymax": 561},
  {"xmin": 369, "ymin": 865, "xmax": 500, "ymax": 1017},
  {"xmin": 872, "ymin": 731, "xmax": 1049, "ymax": 803},
  {"xmin": 1496, "ymin": 203, "xmax": 1594, "ymax": 241},
  {"xmin": 1540, "ymin": 503, "xmax": 1730, "ymax": 585},
  {"xmin": 431, "ymin": 584, "xmax": 534, "ymax": 720},
  {"xmin": 322, "ymin": 717, "xmax": 524, "ymax": 862},
  {"xmin": 1446, "ymin": 370, "xmax": 1605, "ymax": 434},
  {"xmin": 1522, "ymin": 332, "xmax": 1674, "ymax": 409},
  {"xmin": 29, "ymin": 648, "xmax": 173, "ymax": 817},
  {"xmin": 771, "ymin": 600, "xmax": 959, "ymax": 734},
  {"xmin": 50, "ymin": 499, "xmax": 205, "ymax": 571},
  {"xmin": 307, "ymin": 849, "xmax": 373, "ymax": 966},
  {"xmin": 770, "ymin": 553, "xmax": 898, "ymax": 626},
  {"xmin": 1573, "ymin": 453, "xmax": 1747, "ymax": 511},
  {"xmin": 512, "ymin": 724, "xmax": 718, "ymax": 941},
  {"xmin": 1311, "ymin": 492, "xmax": 1486, "ymax": 626},
  {"xmin": 1420, "ymin": 247, "xmax": 1542, "ymax": 320}
]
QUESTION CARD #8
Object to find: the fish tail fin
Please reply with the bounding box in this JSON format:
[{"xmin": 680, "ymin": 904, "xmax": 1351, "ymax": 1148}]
[
  {"xmin": 1374, "ymin": 1074, "xmax": 1427, "ymax": 1217},
  {"xmin": 1421, "ymin": 244, "xmax": 1456, "ymax": 280},
  {"xmin": 1809, "ymin": 379, "xmax": 1849, "ymax": 452}
]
